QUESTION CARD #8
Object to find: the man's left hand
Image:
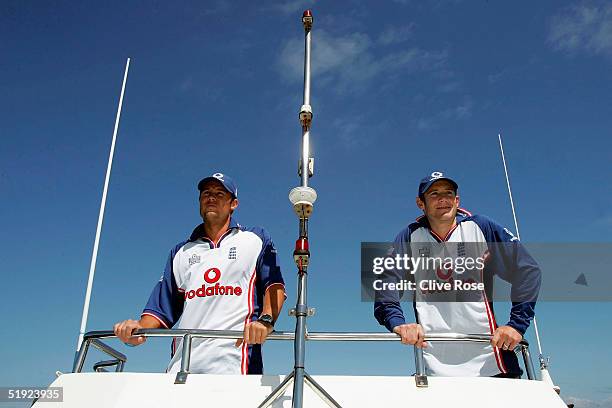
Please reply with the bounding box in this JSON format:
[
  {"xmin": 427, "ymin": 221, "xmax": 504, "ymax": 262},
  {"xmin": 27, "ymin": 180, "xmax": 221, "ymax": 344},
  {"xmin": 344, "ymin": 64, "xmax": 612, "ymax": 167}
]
[
  {"xmin": 491, "ymin": 326, "xmax": 522, "ymax": 351},
  {"xmin": 235, "ymin": 321, "xmax": 273, "ymax": 347}
]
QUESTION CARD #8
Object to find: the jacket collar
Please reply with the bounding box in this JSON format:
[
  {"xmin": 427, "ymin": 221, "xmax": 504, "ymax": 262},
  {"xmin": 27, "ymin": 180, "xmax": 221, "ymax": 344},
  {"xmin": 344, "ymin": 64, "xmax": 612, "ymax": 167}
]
[
  {"xmin": 189, "ymin": 217, "xmax": 241, "ymax": 242},
  {"xmin": 415, "ymin": 207, "xmax": 473, "ymax": 228}
]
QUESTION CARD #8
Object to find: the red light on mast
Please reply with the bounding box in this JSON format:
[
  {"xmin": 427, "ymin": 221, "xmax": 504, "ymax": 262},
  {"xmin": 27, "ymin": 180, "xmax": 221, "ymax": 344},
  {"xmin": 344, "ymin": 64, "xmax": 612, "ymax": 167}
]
[
  {"xmin": 295, "ymin": 237, "xmax": 309, "ymax": 252},
  {"xmin": 302, "ymin": 9, "xmax": 313, "ymax": 31}
]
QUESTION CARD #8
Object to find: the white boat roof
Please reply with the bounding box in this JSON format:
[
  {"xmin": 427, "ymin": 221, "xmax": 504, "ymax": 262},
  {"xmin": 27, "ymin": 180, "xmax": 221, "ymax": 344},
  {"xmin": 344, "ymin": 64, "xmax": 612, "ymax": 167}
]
[{"xmin": 37, "ymin": 372, "xmax": 567, "ymax": 407}]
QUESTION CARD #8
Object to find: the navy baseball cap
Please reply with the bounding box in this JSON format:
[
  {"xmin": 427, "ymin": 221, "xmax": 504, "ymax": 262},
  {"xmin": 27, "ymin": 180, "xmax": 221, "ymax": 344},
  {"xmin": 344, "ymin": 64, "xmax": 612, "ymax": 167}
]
[
  {"xmin": 197, "ymin": 172, "xmax": 238, "ymax": 198},
  {"xmin": 418, "ymin": 171, "xmax": 458, "ymax": 197}
]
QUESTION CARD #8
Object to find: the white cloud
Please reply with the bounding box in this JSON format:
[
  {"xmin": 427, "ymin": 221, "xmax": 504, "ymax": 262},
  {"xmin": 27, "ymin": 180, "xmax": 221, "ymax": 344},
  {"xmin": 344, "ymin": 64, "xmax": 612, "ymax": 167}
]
[
  {"xmin": 416, "ymin": 117, "xmax": 434, "ymax": 131},
  {"xmin": 328, "ymin": 116, "xmax": 391, "ymax": 150},
  {"xmin": 438, "ymin": 81, "xmax": 462, "ymax": 93},
  {"xmin": 548, "ymin": 2, "xmax": 612, "ymax": 58},
  {"xmin": 443, "ymin": 98, "xmax": 473, "ymax": 120},
  {"xmin": 413, "ymin": 97, "xmax": 473, "ymax": 131},
  {"xmin": 277, "ymin": 29, "xmax": 448, "ymax": 93},
  {"xmin": 378, "ymin": 24, "xmax": 415, "ymax": 45},
  {"xmin": 331, "ymin": 117, "xmax": 365, "ymax": 149},
  {"xmin": 278, "ymin": 30, "xmax": 371, "ymax": 82}
]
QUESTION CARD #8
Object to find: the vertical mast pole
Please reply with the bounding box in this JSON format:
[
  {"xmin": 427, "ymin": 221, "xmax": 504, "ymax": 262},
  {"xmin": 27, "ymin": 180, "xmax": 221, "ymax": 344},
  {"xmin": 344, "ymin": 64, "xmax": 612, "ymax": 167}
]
[
  {"xmin": 260, "ymin": 11, "xmax": 340, "ymax": 408},
  {"xmin": 292, "ymin": 11, "xmax": 313, "ymax": 407},
  {"xmin": 300, "ymin": 12, "xmax": 312, "ymax": 188},
  {"xmin": 76, "ymin": 58, "xmax": 131, "ymax": 351}
]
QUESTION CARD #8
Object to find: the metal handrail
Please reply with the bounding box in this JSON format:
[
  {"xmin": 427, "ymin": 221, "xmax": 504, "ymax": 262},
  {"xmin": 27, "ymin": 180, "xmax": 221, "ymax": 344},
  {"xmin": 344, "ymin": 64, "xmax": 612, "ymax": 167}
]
[
  {"xmin": 83, "ymin": 329, "xmax": 529, "ymax": 344},
  {"xmin": 74, "ymin": 329, "xmax": 535, "ymax": 381}
]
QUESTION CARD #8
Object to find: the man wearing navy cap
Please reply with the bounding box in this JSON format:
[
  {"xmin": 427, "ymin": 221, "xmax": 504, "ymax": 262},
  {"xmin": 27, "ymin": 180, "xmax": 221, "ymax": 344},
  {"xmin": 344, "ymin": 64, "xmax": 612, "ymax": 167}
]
[
  {"xmin": 374, "ymin": 171, "xmax": 541, "ymax": 377},
  {"xmin": 114, "ymin": 172, "xmax": 286, "ymax": 374}
]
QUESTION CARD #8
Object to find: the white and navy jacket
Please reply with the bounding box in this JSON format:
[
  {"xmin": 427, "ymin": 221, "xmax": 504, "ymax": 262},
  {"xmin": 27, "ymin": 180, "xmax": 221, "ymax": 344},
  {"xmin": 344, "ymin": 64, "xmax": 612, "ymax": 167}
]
[
  {"xmin": 142, "ymin": 218, "xmax": 284, "ymax": 375},
  {"xmin": 374, "ymin": 208, "xmax": 541, "ymax": 377}
]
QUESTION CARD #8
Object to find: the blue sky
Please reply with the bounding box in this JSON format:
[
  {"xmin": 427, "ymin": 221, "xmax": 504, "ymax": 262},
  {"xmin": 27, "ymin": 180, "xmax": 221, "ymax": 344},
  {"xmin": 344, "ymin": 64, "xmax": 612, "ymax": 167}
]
[{"xmin": 1, "ymin": 0, "xmax": 612, "ymax": 406}]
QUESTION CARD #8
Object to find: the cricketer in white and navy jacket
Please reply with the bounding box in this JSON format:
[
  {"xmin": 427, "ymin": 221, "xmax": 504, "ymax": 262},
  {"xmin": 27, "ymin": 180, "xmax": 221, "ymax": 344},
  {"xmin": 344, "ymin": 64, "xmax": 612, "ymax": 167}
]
[
  {"xmin": 374, "ymin": 208, "xmax": 541, "ymax": 377},
  {"xmin": 142, "ymin": 217, "xmax": 285, "ymax": 375}
]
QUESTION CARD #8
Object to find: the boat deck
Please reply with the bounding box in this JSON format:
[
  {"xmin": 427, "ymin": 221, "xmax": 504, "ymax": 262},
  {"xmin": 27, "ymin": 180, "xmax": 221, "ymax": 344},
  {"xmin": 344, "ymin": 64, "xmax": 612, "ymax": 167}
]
[{"xmin": 37, "ymin": 372, "xmax": 567, "ymax": 407}]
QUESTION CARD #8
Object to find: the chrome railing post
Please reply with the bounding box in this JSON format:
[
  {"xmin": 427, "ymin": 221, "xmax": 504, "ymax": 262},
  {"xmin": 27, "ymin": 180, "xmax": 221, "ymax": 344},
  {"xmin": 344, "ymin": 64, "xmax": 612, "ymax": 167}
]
[
  {"xmin": 414, "ymin": 346, "xmax": 428, "ymax": 387},
  {"xmin": 175, "ymin": 334, "xmax": 193, "ymax": 384},
  {"xmin": 520, "ymin": 344, "xmax": 536, "ymax": 380},
  {"xmin": 73, "ymin": 339, "xmax": 90, "ymax": 373}
]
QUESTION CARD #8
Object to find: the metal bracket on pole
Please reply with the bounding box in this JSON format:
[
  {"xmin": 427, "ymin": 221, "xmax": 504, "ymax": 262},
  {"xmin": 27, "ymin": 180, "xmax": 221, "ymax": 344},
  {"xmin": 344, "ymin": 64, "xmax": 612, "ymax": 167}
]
[
  {"xmin": 415, "ymin": 374, "xmax": 429, "ymax": 388},
  {"xmin": 299, "ymin": 105, "xmax": 313, "ymax": 127},
  {"xmin": 298, "ymin": 157, "xmax": 314, "ymax": 178},
  {"xmin": 289, "ymin": 187, "xmax": 317, "ymax": 219},
  {"xmin": 289, "ymin": 308, "xmax": 316, "ymax": 317}
]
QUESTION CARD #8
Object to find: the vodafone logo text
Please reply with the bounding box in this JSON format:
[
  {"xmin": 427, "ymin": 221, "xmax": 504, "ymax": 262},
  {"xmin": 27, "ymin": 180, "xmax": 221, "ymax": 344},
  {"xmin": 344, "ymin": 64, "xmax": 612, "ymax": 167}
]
[{"xmin": 184, "ymin": 267, "xmax": 243, "ymax": 300}]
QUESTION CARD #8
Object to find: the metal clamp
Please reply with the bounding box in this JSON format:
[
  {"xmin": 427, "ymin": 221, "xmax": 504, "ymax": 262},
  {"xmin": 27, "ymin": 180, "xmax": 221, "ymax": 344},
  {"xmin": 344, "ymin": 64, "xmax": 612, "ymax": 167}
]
[
  {"xmin": 289, "ymin": 308, "xmax": 316, "ymax": 317},
  {"xmin": 299, "ymin": 105, "xmax": 313, "ymax": 127},
  {"xmin": 298, "ymin": 158, "xmax": 314, "ymax": 178}
]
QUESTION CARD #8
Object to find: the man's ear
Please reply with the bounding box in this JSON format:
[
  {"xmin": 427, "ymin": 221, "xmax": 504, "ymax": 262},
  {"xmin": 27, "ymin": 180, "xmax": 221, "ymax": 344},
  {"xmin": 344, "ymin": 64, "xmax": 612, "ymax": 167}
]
[
  {"xmin": 455, "ymin": 195, "xmax": 460, "ymax": 207},
  {"xmin": 231, "ymin": 198, "xmax": 239, "ymax": 211},
  {"xmin": 416, "ymin": 196, "xmax": 425, "ymax": 211}
]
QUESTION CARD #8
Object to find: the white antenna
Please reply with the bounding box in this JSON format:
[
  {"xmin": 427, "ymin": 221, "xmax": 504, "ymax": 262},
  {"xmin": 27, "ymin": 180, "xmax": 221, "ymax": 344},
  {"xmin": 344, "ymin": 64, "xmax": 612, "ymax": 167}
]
[
  {"xmin": 76, "ymin": 58, "xmax": 131, "ymax": 352},
  {"xmin": 498, "ymin": 135, "xmax": 522, "ymax": 241},
  {"xmin": 498, "ymin": 133, "xmax": 559, "ymax": 393}
]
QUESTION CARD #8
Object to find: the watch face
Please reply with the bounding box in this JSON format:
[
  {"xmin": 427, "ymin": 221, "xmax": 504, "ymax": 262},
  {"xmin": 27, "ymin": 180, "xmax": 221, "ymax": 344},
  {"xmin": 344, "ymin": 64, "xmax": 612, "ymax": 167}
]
[{"xmin": 258, "ymin": 314, "xmax": 274, "ymax": 326}]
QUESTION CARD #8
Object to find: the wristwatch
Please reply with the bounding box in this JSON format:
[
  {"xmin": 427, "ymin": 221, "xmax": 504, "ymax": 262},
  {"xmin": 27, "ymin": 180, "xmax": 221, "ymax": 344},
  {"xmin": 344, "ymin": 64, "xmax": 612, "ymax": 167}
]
[{"xmin": 257, "ymin": 314, "xmax": 275, "ymax": 328}]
